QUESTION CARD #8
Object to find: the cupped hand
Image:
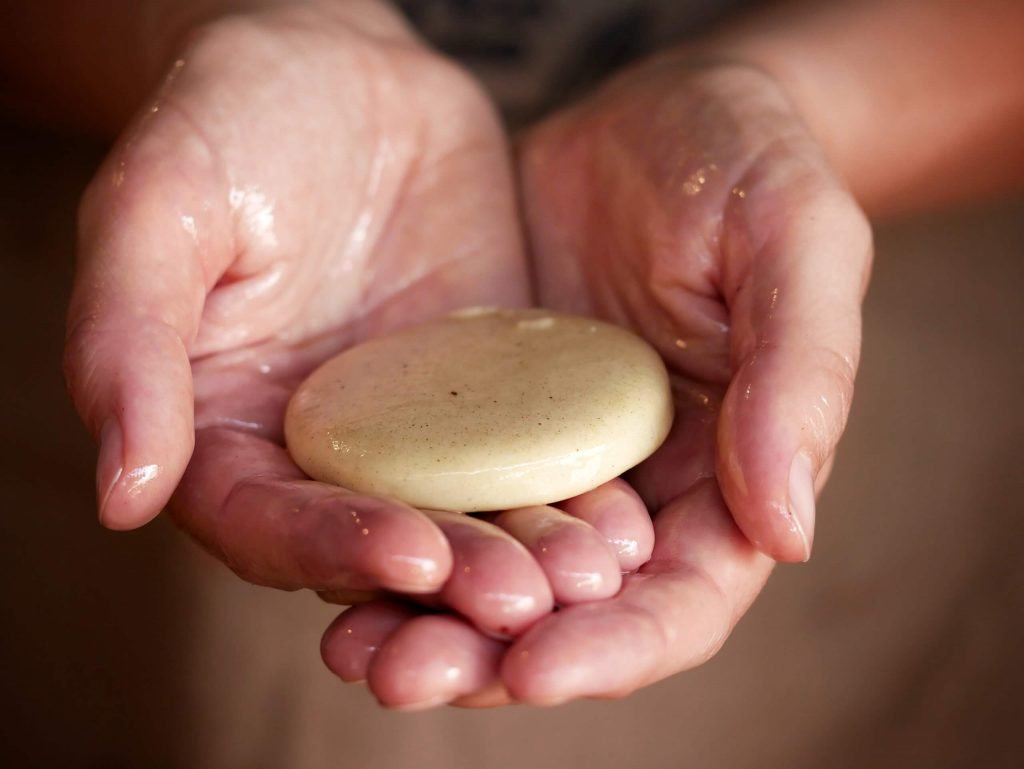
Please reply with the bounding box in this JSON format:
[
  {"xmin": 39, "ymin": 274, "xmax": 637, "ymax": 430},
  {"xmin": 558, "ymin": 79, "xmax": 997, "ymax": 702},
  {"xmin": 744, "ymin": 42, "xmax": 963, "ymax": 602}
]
[
  {"xmin": 324, "ymin": 56, "xmax": 872, "ymax": 707},
  {"xmin": 64, "ymin": 0, "xmax": 643, "ymax": 612}
]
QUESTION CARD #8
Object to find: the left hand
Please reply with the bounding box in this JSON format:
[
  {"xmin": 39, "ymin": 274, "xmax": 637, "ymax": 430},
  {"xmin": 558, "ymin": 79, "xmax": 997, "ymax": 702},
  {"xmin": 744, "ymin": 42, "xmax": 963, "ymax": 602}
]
[{"xmin": 322, "ymin": 55, "xmax": 872, "ymax": 707}]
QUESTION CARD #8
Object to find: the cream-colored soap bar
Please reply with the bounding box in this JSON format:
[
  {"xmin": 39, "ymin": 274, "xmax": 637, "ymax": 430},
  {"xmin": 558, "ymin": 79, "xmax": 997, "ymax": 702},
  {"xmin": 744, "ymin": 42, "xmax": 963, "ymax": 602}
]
[{"xmin": 284, "ymin": 308, "xmax": 673, "ymax": 512}]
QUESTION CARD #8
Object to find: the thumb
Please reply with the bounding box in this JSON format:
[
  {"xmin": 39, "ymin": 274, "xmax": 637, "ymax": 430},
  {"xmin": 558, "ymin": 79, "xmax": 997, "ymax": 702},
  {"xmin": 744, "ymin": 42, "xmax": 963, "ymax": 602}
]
[
  {"xmin": 64, "ymin": 110, "xmax": 232, "ymax": 529},
  {"xmin": 717, "ymin": 183, "xmax": 872, "ymax": 562}
]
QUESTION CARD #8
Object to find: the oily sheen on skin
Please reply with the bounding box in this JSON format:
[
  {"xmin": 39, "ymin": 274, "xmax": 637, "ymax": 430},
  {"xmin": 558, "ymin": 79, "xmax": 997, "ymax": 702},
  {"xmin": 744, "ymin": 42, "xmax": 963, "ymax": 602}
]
[{"xmin": 285, "ymin": 308, "xmax": 674, "ymax": 511}]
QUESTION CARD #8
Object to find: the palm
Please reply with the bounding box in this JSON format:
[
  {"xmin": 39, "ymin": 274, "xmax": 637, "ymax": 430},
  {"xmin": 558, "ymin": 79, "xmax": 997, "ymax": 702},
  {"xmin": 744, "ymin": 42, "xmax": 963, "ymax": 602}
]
[
  {"xmin": 526, "ymin": 60, "xmax": 871, "ymax": 527},
  {"xmin": 523, "ymin": 63, "xmax": 791, "ymax": 510},
  {"xmin": 174, "ymin": 14, "xmax": 528, "ymax": 355}
]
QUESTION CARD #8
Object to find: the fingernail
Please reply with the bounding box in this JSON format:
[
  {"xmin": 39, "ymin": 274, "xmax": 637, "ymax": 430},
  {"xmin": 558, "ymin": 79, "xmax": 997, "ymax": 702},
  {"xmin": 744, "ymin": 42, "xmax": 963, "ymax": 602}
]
[
  {"xmin": 788, "ymin": 452, "xmax": 816, "ymax": 561},
  {"xmin": 96, "ymin": 418, "xmax": 123, "ymax": 526},
  {"xmin": 386, "ymin": 554, "xmax": 446, "ymax": 594}
]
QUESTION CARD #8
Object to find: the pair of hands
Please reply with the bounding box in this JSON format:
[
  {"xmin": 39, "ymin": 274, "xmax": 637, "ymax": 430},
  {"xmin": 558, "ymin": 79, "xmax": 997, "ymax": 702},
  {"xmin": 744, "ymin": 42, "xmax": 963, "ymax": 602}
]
[{"xmin": 63, "ymin": 0, "xmax": 871, "ymax": 709}]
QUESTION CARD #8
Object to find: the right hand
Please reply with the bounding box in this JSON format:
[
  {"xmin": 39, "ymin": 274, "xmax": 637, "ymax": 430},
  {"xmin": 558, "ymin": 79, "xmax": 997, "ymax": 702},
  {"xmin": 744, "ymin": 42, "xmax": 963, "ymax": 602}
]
[
  {"xmin": 65, "ymin": 0, "xmax": 652, "ymax": 651},
  {"xmin": 62, "ymin": 1, "xmax": 508, "ymax": 594}
]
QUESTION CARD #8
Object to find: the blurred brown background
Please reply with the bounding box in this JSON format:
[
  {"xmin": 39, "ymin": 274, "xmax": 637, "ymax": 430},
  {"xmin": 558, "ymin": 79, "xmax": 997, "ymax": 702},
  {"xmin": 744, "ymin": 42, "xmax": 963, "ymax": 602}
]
[{"xmin": 1, "ymin": 99, "xmax": 1022, "ymax": 768}]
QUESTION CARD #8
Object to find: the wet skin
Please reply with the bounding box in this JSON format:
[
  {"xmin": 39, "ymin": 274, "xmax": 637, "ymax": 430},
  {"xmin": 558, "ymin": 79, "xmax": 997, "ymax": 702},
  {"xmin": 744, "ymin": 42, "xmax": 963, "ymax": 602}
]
[{"xmin": 64, "ymin": 2, "xmax": 871, "ymax": 708}]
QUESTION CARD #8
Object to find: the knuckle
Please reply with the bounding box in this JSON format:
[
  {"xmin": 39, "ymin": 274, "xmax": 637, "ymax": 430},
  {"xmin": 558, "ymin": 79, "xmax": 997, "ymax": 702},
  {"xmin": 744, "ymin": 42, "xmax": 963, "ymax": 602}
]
[
  {"xmin": 802, "ymin": 345, "xmax": 859, "ymax": 455},
  {"xmin": 61, "ymin": 316, "xmax": 102, "ymax": 424},
  {"xmin": 288, "ymin": 497, "xmax": 356, "ymax": 588}
]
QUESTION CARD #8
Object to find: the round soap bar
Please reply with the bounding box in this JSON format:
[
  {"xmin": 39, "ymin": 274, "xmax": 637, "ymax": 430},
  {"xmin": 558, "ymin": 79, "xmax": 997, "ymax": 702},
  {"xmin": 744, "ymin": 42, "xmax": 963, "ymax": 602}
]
[{"xmin": 284, "ymin": 308, "xmax": 673, "ymax": 512}]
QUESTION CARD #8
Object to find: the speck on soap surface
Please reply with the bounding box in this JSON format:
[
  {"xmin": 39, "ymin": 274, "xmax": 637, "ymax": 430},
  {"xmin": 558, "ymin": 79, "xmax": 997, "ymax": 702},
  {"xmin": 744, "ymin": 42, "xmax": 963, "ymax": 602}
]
[{"xmin": 284, "ymin": 308, "xmax": 674, "ymax": 512}]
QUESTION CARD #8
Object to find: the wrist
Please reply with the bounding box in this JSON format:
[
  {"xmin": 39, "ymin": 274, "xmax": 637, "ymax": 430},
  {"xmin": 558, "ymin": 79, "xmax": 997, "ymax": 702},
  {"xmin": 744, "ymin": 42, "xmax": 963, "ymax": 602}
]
[
  {"xmin": 686, "ymin": 0, "xmax": 1024, "ymax": 217},
  {"xmin": 141, "ymin": 0, "xmax": 419, "ymax": 90},
  {"xmin": 680, "ymin": 35, "xmax": 877, "ymax": 212}
]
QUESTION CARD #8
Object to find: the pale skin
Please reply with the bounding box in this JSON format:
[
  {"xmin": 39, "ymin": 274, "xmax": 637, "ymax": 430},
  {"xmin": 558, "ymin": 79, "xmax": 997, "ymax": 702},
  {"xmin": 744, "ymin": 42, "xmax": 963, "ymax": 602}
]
[{"xmin": 2, "ymin": 0, "xmax": 1020, "ymax": 709}]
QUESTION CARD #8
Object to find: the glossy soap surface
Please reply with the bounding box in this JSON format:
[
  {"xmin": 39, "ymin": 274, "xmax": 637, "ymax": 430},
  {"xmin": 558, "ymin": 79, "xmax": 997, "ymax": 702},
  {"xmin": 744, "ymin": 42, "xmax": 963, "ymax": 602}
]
[{"xmin": 285, "ymin": 308, "xmax": 673, "ymax": 512}]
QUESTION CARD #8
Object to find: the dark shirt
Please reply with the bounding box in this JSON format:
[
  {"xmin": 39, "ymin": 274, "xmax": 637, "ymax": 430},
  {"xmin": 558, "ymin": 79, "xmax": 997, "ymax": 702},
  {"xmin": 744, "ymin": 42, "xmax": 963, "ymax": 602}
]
[{"xmin": 397, "ymin": 0, "xmax": 757, "ymax": 122}]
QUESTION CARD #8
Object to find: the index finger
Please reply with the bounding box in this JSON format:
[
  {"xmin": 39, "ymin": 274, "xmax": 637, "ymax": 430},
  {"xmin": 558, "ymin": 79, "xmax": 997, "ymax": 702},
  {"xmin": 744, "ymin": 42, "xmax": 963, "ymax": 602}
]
[{"xmin": 171, "ymin": 425, "xmax": 454, "ymax": 594}]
